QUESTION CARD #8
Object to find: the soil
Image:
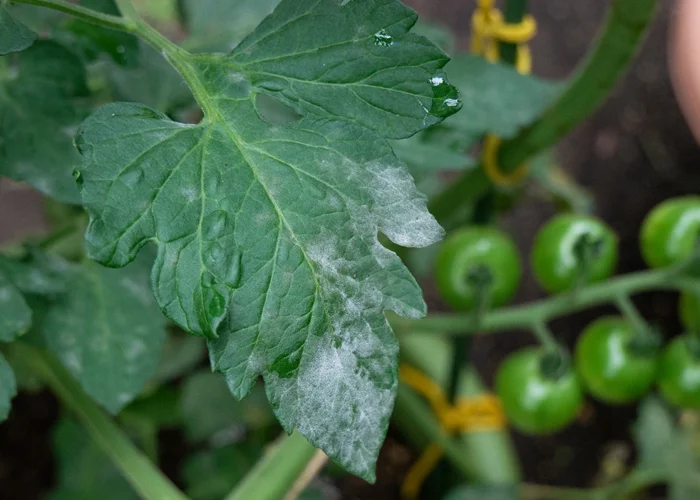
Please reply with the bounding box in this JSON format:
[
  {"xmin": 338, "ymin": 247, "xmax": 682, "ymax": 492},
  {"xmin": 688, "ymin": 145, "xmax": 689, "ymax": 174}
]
[{"xmin": 1, "ymin": 0, "xmax": 697, "ymax": 499}]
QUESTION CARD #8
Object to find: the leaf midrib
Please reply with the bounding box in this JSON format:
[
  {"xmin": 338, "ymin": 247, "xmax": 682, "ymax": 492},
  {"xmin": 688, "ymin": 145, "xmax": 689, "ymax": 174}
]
[{"xmin": 176, "ymin": 53, "xmax": 333, "ymax": 379}]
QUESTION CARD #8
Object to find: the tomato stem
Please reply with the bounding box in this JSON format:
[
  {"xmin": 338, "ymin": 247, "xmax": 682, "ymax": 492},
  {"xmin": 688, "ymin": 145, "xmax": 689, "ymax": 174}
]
[
  {"xmin": 392, "ymin": 266, "xmax": 696, "ymax": 336},
  {"xmin": 225, "ymin": 432, "xmax": 317, "ymax": 500},
  {"xmin": 12, "ymin": 344, "xmax": 189, "ymax": 500},
  {"xmin": 614, "ymin": 294, "xmax": 650, "ymax": 335},
  {"xmin": 500, "ymin": 0, "xmax": 528, "ymax": 66},
  {"xmin": 532, "ymin": 321, "xmax": 558, "ymax": 351},
  {"xmin": 428, "ymin": 0, "xmax": 658, "ymax": 224},
  {"xmin": 10, "ymin": 0, "xmax": 136, "ymax": 31}
]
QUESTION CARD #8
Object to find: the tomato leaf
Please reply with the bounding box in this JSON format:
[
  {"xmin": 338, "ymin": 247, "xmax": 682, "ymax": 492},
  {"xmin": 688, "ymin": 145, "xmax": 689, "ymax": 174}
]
[
  {"xmin": 105, "ymin": 42, "xmax": 192, "ymax": 114},
  {"xmin": 75, "ymin": 0, "xmax": 457, "ymax": 479},
  {"xmin": 0, "ymin": 5, "xmax": 36, "ymax": 55},
  {"xmin": 65, "ymin": 0, "xmax": 139, "ymax": 67},
  {"xmin": 0, "ymin": 273, "xmax": 32, "ymax": 342},
  {"xmin": 181, "ymin": 370, "xmax": 274, "ymax": 443},
  {"xmin": 445, "ymin": 54, "xmax": 561, "ymax": 141},
  {"xmin": 634, "ymin": 396, "xmax": 700, "ymax": 499},
  {"xmin": 0, "ymin": 41, "xmax": 88, "ymax": 203},
  {"xmin": 0, "ymin": 353, "xmax": 17, "ymax": 422},
  {"xmin": 41, "ymin": 257, "xmax": 167, "ymax": 414},
  {"xmin": 179, "ymin": 0, "xmax": 281, "ymax": 52}
]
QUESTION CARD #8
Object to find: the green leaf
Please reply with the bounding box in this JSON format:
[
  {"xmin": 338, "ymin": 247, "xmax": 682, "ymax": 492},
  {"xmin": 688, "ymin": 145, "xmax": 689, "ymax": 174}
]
[
  {"xmin": 121, "ymin": 385, "xmax": 182, "ymax": 428},
  {"xmin": 0, "ymin": 5, "xmax": 36, "ymax": 55},
  {"xmin": 182, "ymin": 444, "xmax": 260, "ymax": 500},
  {"xmin": 0, "ymin": 252, "xmax": 66, "ymax": 296},
  {"xmin": 76, "ymin": 0, "xmax": 457, "ymax": 480},
  {"xmin": 634, "ymin": 397, "xmax": 700, "ymax": 499},
  {"xmin": 180, "ymin": 0, "xmax": 281, "ymax": 52},
  {"xmin": 65, "ymin": 0, "xmax": 139, "ymax": 67},
  {"xmin": 0, "ymin": 352, "xmax": 17, "ymax": 421},
  {"xmin": 0, "ymin": 272, "xmax": 31, "ymax": 342},
  {"xmin": 152, "ymin": 333, "xmax": 206, "ymax": 384},
  {"xmin": 106, "ymin": 42, "xmax": 192, "ymax": 113},
  {"xmin": 390, "ymin": 135, "xmax": 474, "ymax": 174},
  {"xmin": 181, "ymin": 370, "xmax": 274, "ymax": 443},
  {"xmin": 445, "ymin": 54, "xmax": 561, "ymax": 140},
  {"xmin": 49, "ymin": 418, "xmax": 139, "ymax": 500},
  {"xmin": 0, "ymin": 41, "xmax": 88, "ymax": 203},
  {"xmin": 41, "ymin": 257, "xmax": 167, "ymax": 413}
]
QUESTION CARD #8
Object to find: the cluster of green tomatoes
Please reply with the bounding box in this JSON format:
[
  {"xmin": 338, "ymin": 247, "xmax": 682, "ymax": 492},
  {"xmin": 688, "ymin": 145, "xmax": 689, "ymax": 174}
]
[{"xmin": 435, "ymin": 197, "xmax": 700, "ymax": 435}]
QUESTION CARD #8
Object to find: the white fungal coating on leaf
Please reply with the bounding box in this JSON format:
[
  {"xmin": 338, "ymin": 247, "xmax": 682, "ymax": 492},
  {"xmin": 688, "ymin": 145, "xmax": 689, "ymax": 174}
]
[{"xmin": 74, "ymin": 0, "xmax": 460, "ymax": 481}]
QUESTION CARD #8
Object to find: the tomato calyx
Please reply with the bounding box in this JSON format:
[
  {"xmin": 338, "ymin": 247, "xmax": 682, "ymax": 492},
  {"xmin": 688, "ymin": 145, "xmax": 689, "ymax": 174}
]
[
  {"xmin": 572, "ymin": 232, "xmax": 605, "ymax": 287},
  {"xmin": 538, "ymin": 347, "xmax": 571, "ymax": 381},
  {"xmin": 464, "ymin": 263, "xmax": 493, "ymax": 313},
  {"xmin": 625, "ymin": 325, "xmax": 662, "ymax": 358}
]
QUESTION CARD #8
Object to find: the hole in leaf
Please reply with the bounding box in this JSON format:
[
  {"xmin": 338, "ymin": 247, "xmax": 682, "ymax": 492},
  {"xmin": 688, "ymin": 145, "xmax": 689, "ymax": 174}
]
[{"xmin": 254, "ymin": 94, "xmax": 301, "ymax": 125}]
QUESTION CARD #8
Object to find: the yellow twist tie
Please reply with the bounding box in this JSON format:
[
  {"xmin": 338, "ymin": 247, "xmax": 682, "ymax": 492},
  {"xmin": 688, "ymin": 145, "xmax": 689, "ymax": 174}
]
[
  {"xmin": 399, "ymin": 364, "xmax": 506, "ymax": 500},
  {"xmin": 471, "ymin": 0, "xmax": 537, "ymax": 185}
]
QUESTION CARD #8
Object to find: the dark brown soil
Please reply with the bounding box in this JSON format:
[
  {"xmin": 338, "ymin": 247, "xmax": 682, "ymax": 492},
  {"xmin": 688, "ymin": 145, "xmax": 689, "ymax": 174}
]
[{"xmin": 1, "ymin": 1, "xmax": 698, "ymax": 499}]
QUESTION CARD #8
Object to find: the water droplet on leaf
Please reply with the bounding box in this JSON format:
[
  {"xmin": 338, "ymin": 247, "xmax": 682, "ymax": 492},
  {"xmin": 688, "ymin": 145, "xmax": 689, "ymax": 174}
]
[
  {"xmin": 374, "ymin": 30, "xmax": 393, "ymax": 47},
  {"xmin": 429, "ymin": 73, "xmax": 462, "ymax": 118}
]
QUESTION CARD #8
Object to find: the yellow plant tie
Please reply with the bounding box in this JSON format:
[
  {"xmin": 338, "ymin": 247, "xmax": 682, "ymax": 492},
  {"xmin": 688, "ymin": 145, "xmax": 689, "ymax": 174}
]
[
  {"xmin": 471, "ymin": 0, "xmax": 537, "ymax": 186},
  {"xmin": 399, "ymin": 364, "xmax": 506, "ymax": 500}
]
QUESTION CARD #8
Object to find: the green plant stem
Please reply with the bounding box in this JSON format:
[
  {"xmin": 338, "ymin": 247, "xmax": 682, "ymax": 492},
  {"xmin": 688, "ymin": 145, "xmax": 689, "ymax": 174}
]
[
  {"xmin": 614, "ymin": 294, "xmax": 649, "ymax": 333},
  {"xmin": 225, "ymin": 432, "xmax": 317, "ymax": 500},
  {"xmin": 521, "ymin": 468, "xmax": 666, "ymax": 500},
  {"xmin": 396, "ymin": 332, "xmax": 520, "ymax": 483},
  {"xmin": 14, "ymin": 344, "xmax": 189, "ymax": 500},
  {"xmin": 392, "ymin": 267, "xmax": 697, "ymax": 335},
  {"xmin": 428, "ymin": 0, "xmax": 657, "ymax": 224},
  {"xmin": 11, "ymin": 0, "xmax": 135, "ymax": 31},
  {"xmin": 532, "ymin": 321, "xmax": 558, "ymax": 350},
  {"xmin": 500, "ymin": 0, "xmax": 528, "ymax": 65}
]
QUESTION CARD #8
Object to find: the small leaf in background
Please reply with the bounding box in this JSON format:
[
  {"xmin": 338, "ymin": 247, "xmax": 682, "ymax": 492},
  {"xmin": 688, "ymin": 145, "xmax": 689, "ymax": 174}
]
[
  {"xmin": 390, "ymin": 135, "xmax": 474, "ymax": 175},
  {"xmin": 65, "ymin": 0, "xmax": 139, "ymax": 67},
  {"xmin": 153, "ymin": 333, "xmax": 206, "ymax": 384},
  {"xmin": 0, "ymin": 41, "xmax": 88, "ymax": 204},
  {"xmin": 528, "ymin": 150, "xmax": 593, "ymax": 214},
  {"xmin": 106, "ymin": 42, "xmax": 193, "ymax": 114},
  {"xmin": 41, "ymin": 255, "xmax": 167, "ymax": 414},
  {"xmin": 634, "ymin": 396, "xmax": 700, "ymax": 499},
  {"xmin": 75, "ymin": 0, "xmax": 458, "ymax": 479},
  {"xmin": 0, "ymin": 273, "xmax": 31, "ymax": 342},
  {"xmin": 121, "ymin": 385, "xmax": 182, "ymax": 428},
  {"xmin": 179, "ymin": 0, "xmax": 281, "ymax": 52},
  {"xmin": 443, "ymin": 484, "xmax": 518, "ymax": 500},
  {"xmin": 182, "ymin": 443, "xmax": 260, "ymax": 500},
  {"xmin": 0, "ymin": 353, "xmax": 17, "ymax": 422},
  {"xmin": 0, "ymin": 252, "xmax": 66, "ymax": 296},
  {"xmin": 49, "ymin": 418, "xmax": 138, "ymax": 500},
  {"xmin": 445, "ymin": 54, "xmax": 561, "ymax": 141},
  {"xmin": 0, "ymin": 5, "xmax": 37, "ymax": 55},
  {"xmin": 180, "ymin": 370, "xmax": 274, "ymax": 443}
]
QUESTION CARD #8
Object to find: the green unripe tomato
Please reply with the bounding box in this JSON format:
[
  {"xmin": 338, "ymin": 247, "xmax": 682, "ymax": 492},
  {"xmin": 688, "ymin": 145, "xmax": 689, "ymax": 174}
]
[
  {"xmin": 495, "ymin": 348, "xmax": 584, "ymax": 434},
  {"xmin": 435, "ymin": 227, "xmax": 521, "ymax": 311},
  {"xmin": 658, "ymin": 336, "xmax": 700, "ymax": 408},
  {"xmin": 574, "ymin": 317, "xmax": 658, "ymax": 404},
  {"xmin": 679, "ymin": 291, "xmax": 700, "ymax": 334},
  {"xmin": 531, "ymin": 214, "xmax": 618, "ymax": 293},
  {"xmin": 640, "ymin": 196, "xmax": 700, "ymax": 268}
]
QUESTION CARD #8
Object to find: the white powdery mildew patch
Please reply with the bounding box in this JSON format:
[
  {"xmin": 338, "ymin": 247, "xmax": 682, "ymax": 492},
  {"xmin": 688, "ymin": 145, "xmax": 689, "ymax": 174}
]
[
  {"xmin": 0, "ymin": 285, "xmax": 12, "ymax": 303},
  {"xmin": 364, "ymin": 160, "xmax": 444, "ymax": 248},
  {"xmin": 268, "ymin": 322, "xmax": 396, "ymax": 474}
]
